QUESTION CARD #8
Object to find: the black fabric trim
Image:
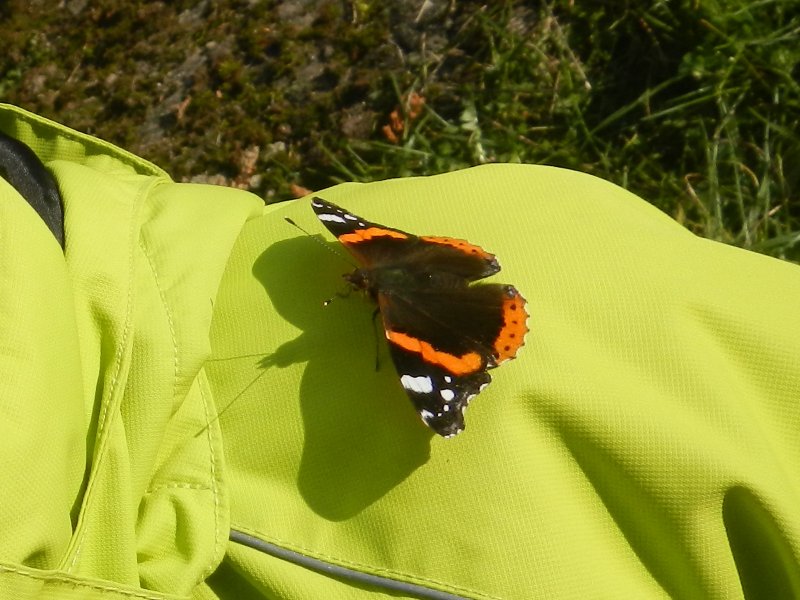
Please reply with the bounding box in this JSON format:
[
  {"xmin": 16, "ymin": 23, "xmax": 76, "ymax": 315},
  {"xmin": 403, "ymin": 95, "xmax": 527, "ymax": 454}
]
[
  {"xmin": 0, "ymin": 130, "xmax": 65, "ymax": 249},
  {"xmin": 229, "ymin": 529, "xmax": 471, "ymax": 600}
]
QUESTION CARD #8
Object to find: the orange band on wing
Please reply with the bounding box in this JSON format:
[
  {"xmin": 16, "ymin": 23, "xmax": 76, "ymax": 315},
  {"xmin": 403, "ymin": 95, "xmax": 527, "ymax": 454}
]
[
  {"xmin": 493, "ymin": 287, "xmax": 529, "ymax": 363},
  {"xmin": 387, "ymin": 331, "xmax": 483, "ymax": 375},
  {"xmin": 420, "ymin": 236, "xmax": 494, "ymax": 260},
  {"xmin": 340, "ymin": 227, "xmax": 408, "ymax": 244}
]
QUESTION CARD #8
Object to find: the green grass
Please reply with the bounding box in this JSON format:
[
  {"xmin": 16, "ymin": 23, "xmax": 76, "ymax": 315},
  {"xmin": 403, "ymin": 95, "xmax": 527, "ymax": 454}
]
[{"xmin": 1, "ymin": 0, "xmax": 798, "ymax": 259}]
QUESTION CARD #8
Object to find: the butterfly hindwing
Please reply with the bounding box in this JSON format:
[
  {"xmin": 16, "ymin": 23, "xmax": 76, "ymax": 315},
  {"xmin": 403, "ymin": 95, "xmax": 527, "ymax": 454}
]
[{"xmin": 378, "ymin": 283, "xmax": 527, "ymax": 369}]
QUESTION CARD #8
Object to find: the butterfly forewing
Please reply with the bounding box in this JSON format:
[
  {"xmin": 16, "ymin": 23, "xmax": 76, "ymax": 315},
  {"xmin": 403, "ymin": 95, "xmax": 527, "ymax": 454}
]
[
  {"xmin": 312, "ymin": 197, "xmax": 499, "ymax": 280},
  {"xmin": 387, "ymin": 342, "xmax": 492, "ymax": 438}
]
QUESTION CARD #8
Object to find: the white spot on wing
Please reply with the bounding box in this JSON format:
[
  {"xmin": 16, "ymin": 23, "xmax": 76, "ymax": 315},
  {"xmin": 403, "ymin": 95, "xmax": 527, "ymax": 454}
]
[
  {"xmin": 440, "ymin": 389, "xmax": 455, "ymax": 402},
  {"xmin": 444, "ymin": 375, "xmax": 452, "ymax": 383},
  {"xmin": 420, "ymin": 409, "xmax": 435, "ymax": 423},
  {"xmin": 344, "ymin": 213, "xmax": 357, "ymax": 220},
  {"xmin": 318, "ymin": 213, "xmax": 347, "ymax": 224},
  {"xmin": 401, "ymin": 374, "xmax": 434, "ymax": 394}
]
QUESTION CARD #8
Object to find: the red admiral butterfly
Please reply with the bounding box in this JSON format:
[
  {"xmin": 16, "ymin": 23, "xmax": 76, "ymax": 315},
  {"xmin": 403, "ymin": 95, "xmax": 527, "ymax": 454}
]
[{"xmin": 312, "ymin": 197, "xmax": 528, "ymax": 438}]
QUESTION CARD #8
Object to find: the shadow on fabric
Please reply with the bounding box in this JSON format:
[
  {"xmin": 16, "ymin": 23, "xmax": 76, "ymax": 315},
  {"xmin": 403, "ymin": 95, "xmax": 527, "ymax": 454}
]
[
  {"xmin": 723, "ymin": 485, "xmax": 800, "ymax": 599},
  {"xmin": 252, "ymin": 235, "xmax": 431, "ymax": 521}
]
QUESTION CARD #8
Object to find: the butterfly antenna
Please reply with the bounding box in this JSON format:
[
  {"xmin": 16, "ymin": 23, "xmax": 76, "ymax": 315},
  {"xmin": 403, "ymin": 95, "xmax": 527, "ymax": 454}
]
[
  {"xmin": 285, "ymin": 216, "xmax": 356, "ymax": 306},
  {"xmin": 285, "ymin": 216, "xmax": 355, "ymax": 269},
  {"xmin": 193, "ymin": 367, "xmax": 268, "ymax": 437}
]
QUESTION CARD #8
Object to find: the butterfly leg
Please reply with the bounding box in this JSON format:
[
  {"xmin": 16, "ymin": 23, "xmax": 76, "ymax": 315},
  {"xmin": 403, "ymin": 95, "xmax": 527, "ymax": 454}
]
[{"xmin": 371, "ymin": 307, "xmax": 382, "ymax": 371}]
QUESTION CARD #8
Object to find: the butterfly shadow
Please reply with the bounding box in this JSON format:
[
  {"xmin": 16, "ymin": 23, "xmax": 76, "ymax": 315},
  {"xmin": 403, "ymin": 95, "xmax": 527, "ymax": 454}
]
[{"xmin": 253, "ymin": 235, "xmax": 432, "ymax": 521}]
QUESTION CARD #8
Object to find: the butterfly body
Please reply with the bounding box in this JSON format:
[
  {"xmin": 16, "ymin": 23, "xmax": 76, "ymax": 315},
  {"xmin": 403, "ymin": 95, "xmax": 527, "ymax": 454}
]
[{"xmin": 311, "ymin": 197, "xmax": 528, "ymax": 438}]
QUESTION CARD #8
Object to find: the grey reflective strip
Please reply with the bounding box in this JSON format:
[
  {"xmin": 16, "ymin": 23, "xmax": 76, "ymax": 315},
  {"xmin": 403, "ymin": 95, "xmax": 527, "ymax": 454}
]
[{"xmin": 229, "ymin": 529, "xmax": 471, "ymax": 600}]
